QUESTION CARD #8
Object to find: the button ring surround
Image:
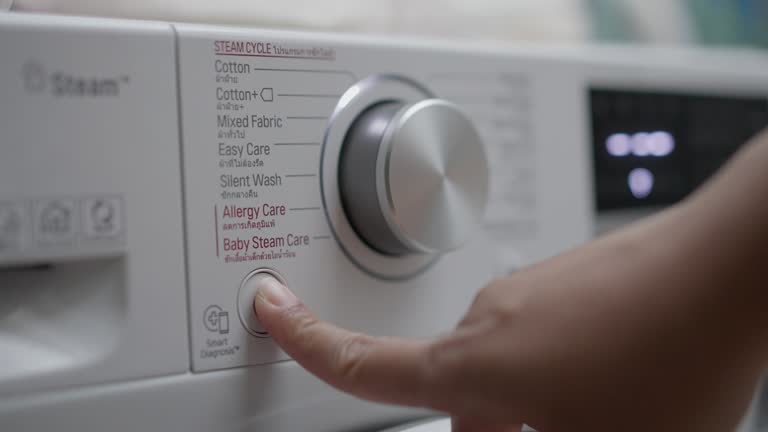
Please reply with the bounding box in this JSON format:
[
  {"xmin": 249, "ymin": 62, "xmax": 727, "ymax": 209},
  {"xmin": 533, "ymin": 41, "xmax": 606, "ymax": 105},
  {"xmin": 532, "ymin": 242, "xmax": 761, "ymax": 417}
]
[
  {"xmin": 237, "ymin": 268, "xmax": 289, "ymax": 338},
  {"xmin": 321, "ymin": 75, "xmax": 439, "ymax": 281}
]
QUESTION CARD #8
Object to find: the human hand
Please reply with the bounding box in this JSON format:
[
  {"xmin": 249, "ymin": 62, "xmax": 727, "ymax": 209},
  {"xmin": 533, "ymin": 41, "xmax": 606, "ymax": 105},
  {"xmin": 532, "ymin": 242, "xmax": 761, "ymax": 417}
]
[{"xmin": 253, "ymin": 201, "xmax": 763, "ymax": 432}]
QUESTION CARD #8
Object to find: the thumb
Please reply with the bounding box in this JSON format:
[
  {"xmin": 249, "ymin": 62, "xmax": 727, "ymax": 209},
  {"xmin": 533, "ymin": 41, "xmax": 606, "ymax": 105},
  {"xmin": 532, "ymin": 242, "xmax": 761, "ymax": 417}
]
[{"xmin": 252, "ymin": 275, "xmax": 438, "ymax": 407}]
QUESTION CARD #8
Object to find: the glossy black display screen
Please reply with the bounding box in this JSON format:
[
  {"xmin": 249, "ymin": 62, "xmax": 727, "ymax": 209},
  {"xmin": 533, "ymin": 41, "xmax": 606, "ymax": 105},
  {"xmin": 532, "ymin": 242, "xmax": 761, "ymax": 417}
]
[{"xmin": 591, "ymin": 88, "xmax": 768, "ymax": 210}]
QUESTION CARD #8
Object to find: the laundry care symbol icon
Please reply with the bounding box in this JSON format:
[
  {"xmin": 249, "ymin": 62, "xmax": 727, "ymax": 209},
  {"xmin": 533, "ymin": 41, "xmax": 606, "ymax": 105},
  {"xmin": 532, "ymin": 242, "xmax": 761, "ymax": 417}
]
[
  {"xmin": 83, "ymin": 197, "xmax": 123, "ymax": 238},
  {"xmin": 203, "ymin": 305, "xmax": 230, "ymax": 334},
  {"xmin": 90, "ymin": 199, "xmax": 115, "ymax": 233},
  {"xmin": 22, "ymin": 62, "xmax": 46, "ymax": 93},
  {"xmin": 260, "ymin": 88, "xmax": 273, "ymax": 102},
  {"xmin": 39, "ymin": 201, "xmax": 72, "ymax": 235}
]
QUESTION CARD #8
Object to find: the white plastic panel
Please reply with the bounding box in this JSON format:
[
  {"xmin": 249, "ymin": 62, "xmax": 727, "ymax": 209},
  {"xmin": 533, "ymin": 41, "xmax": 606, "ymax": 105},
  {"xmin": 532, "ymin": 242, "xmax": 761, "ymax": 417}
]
[
  {"xmin": 0, "ymin": 14, "xmax": 188, "ymax": 396},
  {"xmin": 0, "ymin": 362, "xmax": 432, "ymax": 432},
  {"xmin": 175, "ymin": 24, "xmax": 592, "ymax": 372},
  {"xmin": 378, "ymin": 418, "xmax": 451, "ymax": 432}
]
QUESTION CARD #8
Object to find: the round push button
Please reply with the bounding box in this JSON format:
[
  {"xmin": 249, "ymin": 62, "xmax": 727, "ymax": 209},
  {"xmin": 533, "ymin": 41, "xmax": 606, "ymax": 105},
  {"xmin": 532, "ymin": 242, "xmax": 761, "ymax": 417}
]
[{"xmin": 237, "ymin": 268, "xmax": 287, "ymax": 338}]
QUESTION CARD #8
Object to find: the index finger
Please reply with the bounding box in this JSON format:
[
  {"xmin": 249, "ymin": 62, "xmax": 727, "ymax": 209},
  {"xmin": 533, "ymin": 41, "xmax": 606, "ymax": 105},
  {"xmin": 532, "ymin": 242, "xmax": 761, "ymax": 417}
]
[{"xmin": 252, "ymin": 275, "xmax": 437, "ymax": 407}]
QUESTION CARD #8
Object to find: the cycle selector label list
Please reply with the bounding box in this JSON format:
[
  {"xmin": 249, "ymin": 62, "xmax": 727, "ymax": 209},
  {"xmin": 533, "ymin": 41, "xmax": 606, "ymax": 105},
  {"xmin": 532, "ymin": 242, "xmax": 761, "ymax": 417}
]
[
  {"xmin": 182, "ymin": 35, "xmax": 354, "ymax": 369},
  {"xmin": 206, "ymin": 40, "xmax": 351, "ymax": 269}
]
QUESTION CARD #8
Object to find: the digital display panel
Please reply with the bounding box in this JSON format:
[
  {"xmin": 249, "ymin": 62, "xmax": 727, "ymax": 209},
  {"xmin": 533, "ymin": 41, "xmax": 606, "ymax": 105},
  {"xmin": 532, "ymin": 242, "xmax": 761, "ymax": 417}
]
[{"xmin": 591, "ymin": 89, "xmax": 768, "ymax": 210}]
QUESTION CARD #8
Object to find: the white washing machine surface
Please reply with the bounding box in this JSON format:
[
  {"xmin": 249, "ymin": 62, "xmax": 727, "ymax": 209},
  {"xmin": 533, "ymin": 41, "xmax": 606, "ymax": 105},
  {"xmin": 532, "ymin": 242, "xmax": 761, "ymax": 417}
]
[
  {"xmin": 0, "ymin": 11, "xmax": 766, "ymax": 432},
  {"xmin": 379, "ymin": 418, "xmax": 540, "ymax": 431},
  {"xmin": 378, "ymin": 418, "xmax": 452, "ymax": 432}
]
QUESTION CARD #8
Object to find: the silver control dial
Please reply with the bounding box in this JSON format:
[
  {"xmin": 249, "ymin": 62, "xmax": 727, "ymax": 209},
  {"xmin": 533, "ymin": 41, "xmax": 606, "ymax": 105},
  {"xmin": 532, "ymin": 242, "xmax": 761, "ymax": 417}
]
[{"xmin": 339, "ymin": 98, "xmax": 489, "ymax": 256}]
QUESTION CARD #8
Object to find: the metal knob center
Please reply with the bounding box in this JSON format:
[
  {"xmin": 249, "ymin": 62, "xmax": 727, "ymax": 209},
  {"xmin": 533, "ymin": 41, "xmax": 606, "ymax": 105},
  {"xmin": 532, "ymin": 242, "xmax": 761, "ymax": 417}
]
[{"xmin": 339, "ymin": 98, "xmax": 489, "ymax": 256}]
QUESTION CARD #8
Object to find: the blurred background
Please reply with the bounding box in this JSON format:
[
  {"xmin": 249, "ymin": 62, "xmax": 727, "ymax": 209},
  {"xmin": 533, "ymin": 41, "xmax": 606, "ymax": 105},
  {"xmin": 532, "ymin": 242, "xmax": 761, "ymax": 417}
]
[{"xmin": 7, "ymin": 0, "xmax": 768, "ymax": 48}]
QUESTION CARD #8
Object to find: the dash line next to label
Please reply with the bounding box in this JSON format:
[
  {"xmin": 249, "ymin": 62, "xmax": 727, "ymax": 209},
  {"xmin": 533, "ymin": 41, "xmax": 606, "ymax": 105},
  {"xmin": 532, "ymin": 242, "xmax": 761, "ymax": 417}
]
[
  {"xmin": 287, "ymin": 116, "xmax": 328, "ymax": 120},
  {"xmin": 273, "ymin": 142, "xmax": 322, "ymax": 146},
  {"xmin": 290, "ymin": 207, "xmax": 322, "ymax": 212},
  {"xmin": 278, "ymin": 93, "xmax": 341, "ymax": 99}
]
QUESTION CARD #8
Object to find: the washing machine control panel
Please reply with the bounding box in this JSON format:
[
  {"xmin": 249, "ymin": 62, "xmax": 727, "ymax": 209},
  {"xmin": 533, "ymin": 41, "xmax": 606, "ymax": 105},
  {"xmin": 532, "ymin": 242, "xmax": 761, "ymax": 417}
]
[{"xmin": 177, "ymin": 26, "xmax": 592, "ymax": 371}]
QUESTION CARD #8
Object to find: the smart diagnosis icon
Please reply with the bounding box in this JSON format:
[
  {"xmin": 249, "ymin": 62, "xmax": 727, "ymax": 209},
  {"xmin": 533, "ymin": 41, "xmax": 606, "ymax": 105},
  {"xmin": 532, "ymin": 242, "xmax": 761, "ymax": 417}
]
[{"xmin": 203, "ymin": 305, "xmax": 230, "ymax": 334}]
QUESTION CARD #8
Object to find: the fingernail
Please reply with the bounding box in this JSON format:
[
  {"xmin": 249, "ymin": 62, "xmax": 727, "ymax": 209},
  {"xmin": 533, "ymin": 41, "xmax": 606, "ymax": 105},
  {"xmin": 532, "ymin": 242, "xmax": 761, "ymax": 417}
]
[{"xmin": 255, "ymin": 275, "xmax": 297, "ymax": 307}]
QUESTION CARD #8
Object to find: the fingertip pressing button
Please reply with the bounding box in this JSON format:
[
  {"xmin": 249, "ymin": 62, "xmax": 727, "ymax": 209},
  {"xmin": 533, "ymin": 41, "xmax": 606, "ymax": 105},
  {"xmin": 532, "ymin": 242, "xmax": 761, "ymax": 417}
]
[{"xmin": 237, "ymin": 268, "xmax": 287, "ymax": 338}]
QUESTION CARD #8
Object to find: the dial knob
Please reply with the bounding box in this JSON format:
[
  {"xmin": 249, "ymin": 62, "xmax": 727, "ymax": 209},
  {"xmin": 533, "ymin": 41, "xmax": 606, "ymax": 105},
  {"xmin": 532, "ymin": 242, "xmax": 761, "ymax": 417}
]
[{"xmin": 339, "ymin": 99, "xmax": 489, "ymax": 256}]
